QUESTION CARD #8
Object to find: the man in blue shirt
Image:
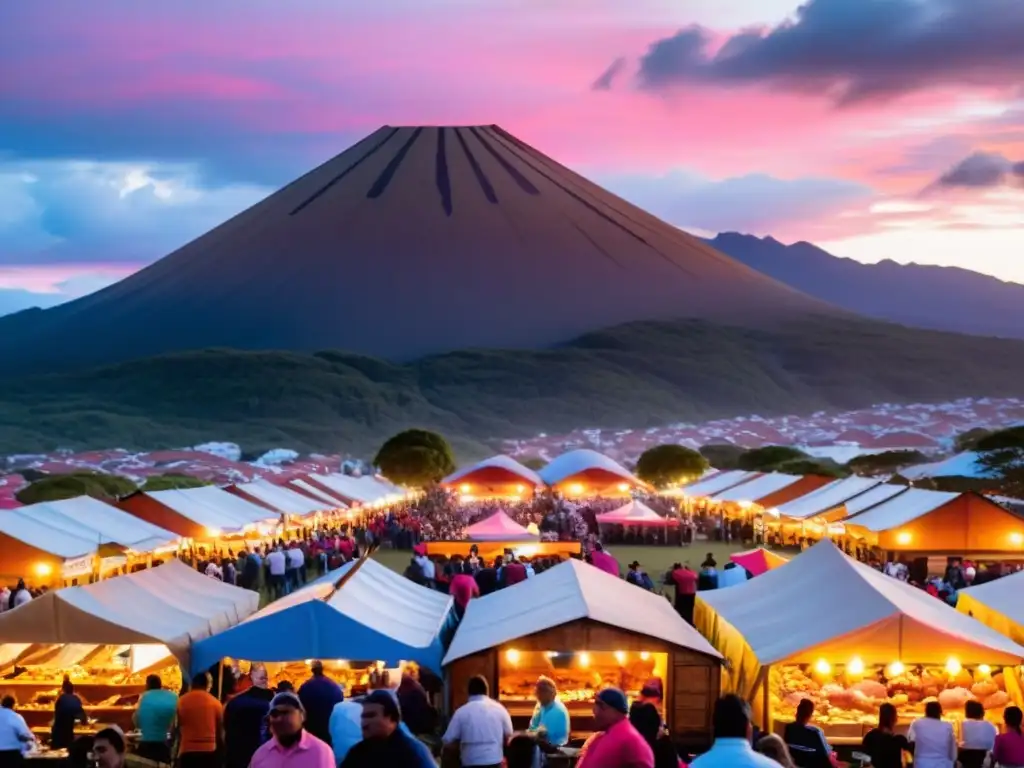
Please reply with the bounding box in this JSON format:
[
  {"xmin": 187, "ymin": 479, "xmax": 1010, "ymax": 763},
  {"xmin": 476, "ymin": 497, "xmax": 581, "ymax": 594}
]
[
  {"xmin": 528, "ymin": 676, "xmax": 570, "ymax": 748},
  {"xmin": 134, "ymin": 674, "xmax": 178, "ymax": 763},
  {"xmin": 298, "ymin": 660, "xmax": 344, "ymax": 746},
  {"xmin": 690, "ymin": 694, "xmax": 778, "ymax": 768}
]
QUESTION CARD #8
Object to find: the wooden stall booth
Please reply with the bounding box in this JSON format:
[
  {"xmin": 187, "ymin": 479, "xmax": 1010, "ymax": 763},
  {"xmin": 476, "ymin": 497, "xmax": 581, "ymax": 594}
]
[
  {"xmin": 444, "ymin": 559, "xmax": 722, "ymax": 749},
  {"xmin": 0, "ymin": 559, "xmax": 259, "ymax": 743},
  {"xmin": 696, "ymin": 540, "xmax": 1024, "ymax": 745}
]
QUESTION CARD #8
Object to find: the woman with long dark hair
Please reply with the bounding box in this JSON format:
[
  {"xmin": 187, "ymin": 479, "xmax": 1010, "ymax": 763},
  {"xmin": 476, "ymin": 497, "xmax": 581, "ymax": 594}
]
[
  {"xmin": 994, "ymin": 706, "xmax": 1024, "ymax": 768},
  {"xmin": 629, "ymin": 702, "xmax": 685, "ymax": 768}
]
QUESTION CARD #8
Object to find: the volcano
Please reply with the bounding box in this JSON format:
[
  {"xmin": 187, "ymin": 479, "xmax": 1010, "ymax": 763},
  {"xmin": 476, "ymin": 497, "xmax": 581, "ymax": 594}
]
[{"xmin": 0, "ymin": 125, "xmax": 838, "ymax": 370}]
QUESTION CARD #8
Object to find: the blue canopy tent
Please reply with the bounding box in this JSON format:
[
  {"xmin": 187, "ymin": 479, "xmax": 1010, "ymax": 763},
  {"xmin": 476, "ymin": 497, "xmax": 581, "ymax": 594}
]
[{"xmin": 189, "ymin": 558, "xmax": 455, "ymax": 674}]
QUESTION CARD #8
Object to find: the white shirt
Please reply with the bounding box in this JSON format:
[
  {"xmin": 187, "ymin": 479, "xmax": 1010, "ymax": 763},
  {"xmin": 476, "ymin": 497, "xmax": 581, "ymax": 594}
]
[
  {"xmin": 443, "ymin": 695, "xmax": 513, "ymax": 766},
  {"xmin": 414, "ymin": 555, "xmax": 435, "ymax": 580},
  {"xmin": 267, "ymin": 550, "xmax": 287, "ymax": 576},
  {"xmin": 13, "ymin": 590, "xmax": 30, "ymax": 607},
  {"xmin": 690, "ymin": 738, "xmax": 780, "ymax": 768},
  {"xmin": 0, "ymin": 707, "xmax": 34, "ymax": 751},
  {"xmin": 287, "ymin": 548, "xmax": 305, "ymax": 568},
  {"xmin": 205, "ymin": 562, "xmax": 223, "ymax": 580},
  {"xmin": 908, "ymin": 716, "xmax": 957, "ymax": 768},
  {"xmin": 961, "ymin": 718, "xmax": 998, "ymax": 751}
]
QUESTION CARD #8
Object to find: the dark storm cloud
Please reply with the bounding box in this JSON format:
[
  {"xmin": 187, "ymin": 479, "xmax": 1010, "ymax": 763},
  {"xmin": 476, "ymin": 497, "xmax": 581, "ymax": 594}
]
[
  {"xmin": 591, "ymin": 57, "xmax": 627, "ymax": 90},
  {"xmin": 634, "ymin": 0, "xmax": 1024, "ymax": 105},
  {"xmin": 930, "ymin": 151, "xmax": 1024, "ymax": 190}
]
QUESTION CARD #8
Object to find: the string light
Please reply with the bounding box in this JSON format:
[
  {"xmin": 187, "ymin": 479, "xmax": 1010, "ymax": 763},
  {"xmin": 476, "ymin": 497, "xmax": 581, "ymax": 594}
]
[{"xmin": 847, "ymin": 657, "xmax": 864, "ymax": 675}]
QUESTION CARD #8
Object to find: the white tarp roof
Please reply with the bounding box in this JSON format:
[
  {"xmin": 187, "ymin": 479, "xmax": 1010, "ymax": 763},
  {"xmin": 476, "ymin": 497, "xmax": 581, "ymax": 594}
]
[
  {"xmin": 235, "ymin": 480, "xmax": 324, "ymax": 517},
  {"xmin": 0, "ymin": 559, "xmax": 259, "ymax": 666},
  {"xmin": 310, "ymin": 474, "xmax": 402, "ymax": 505},
  {"xmin": 145, "ymin": 486, "xmax": 275, "ymax": 533},
  {"xmin": 959, "ymin": 571, "xmax": 1024, "ymax": 623},
  {"xmin": 699, "ymin": 540, "xmax": 1024, "ymax": 665},
  {"xmin": 843, "ymin": 488, "xmax": 961, "ymax": 531},
  {"xmin": 839, "ymin": 483, "xmax": 909, "ymax": 517},
  {"xmin": 537, "ymin": 449, "xmax": 640, "ymax": 486},
  {"xmin": 444, "ymin": 559, "xmax": 721, "ymax": 664},
  {"xmin": 288, "ymin": 479, "xmax": 349, "ymax": 509},
  {"xmin": 776, "ymin": 477, "xmax": 884, "ymax": 519},
  {"xmin": 442, "ymin": 455, "xmax": 544, "ymax": 487},
  {"xmin": 713, "ymin": 473, "xmax": 802, "ymax": 504},
  {"xmin": 0, "ymin": 497, "xmax": 178, "ymax": 557},
  {"xmin": 682, "ymin": 470, "xmax": 761, "ymax": 499}
]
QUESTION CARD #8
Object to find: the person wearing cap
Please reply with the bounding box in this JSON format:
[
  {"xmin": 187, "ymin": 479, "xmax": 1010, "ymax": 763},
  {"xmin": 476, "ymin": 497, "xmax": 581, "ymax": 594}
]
[
  {"xmin": 250, "ymin": 691, "xmax": 334, "ymax": 768},
  {"xmin": 576, "ymin": 687, "xmax": 654, "ymax": 768},
  {"xmin": 689, "ymin": 695, "xmax": 778, "ymax": 768},
  {"xmin": 528, "ymin": 677, "xmax": 570, "ymax": 749},
  {"xmin": 443, "ymin": 675, "xmax": 513, "ymax": 768},
  {"xmin": 298, "ymin": 661, "xmax": 344, "ymax": 746},
  {"xmin": 339, "ymin": 690, "xmax": 434, "ymax": 768}
]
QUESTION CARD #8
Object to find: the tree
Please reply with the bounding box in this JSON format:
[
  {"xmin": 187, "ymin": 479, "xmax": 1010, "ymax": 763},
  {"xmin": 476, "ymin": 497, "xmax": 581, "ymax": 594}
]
[
  {"xmin": 846, "ymin": 450, "xmax": 928, "ymax": 476},
  {"xmin": 954, "ymin": 427, "xmax": 993, "ymax": 453},
  {"xmin": 775, "ymin": 458, "xmax": 848, "ymax": 478},
  {"xmin": 141, "ymin": 473, "xmax": 211, "ymax": 492},
  {"xmin": 372, "ymin": 429, "xmax": 456, "ymax": 487},
  {"xmin": 699, "ymin": 444, "xmax": 745, "ymax": 470},
  {"xmin": 736, "ymin": 445, "xmax": 808, "ymax": 471},
  {"xmin": 520, "ymin": 457, "xmax": 547, "ymax": 471},
  {"xmin": 636, "ymin": 445, "xmax": 709, "ymax": 488},
  {"xmin": 975, "ymin": 426, "xmax": 1024, "ymax": 498},
  {"xmin": 15, "ymin": 471, "xmax": 137, "ymax": 505}
]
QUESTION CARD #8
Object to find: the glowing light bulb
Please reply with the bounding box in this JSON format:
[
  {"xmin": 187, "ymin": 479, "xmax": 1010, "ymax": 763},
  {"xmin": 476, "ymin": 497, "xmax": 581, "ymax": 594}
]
[
  {"xmin": 505, "ymin": 649, "xmax": 520, "ymax": 664},
  {"xmin": 516, "ymin": 484, "xmax": 525, "ymax": 494},
  {"xmin": 459, "ymin": 484, "xmax": 471, "ymax": 494},
  {"xmin": 847, "ymin": 657, "xmax": 864, "ymax": 675},
  {"xmin": 569, "ymin": 483, "xmax": 584, "ymax": 496},
  {"xmin": 888, "ymin": 661, "xmax": 905, "ymax": 677},
  {"xmin": 946, "ymin": 657, "xmax": 962, "ymax": 676},
  {"xmin": 640, "ymin": 652, "xmax": 650, "ymax": 661},
  {"xmin": 545, "ymin": 651, "xmax": 557, "ymax": 659},
  {"xmin": 578, "ymin": 652, "xmax": 590, "ymax": 668},
  {"xmin": 896, "ymin": 531, "xmax": 911, "ymax": 545},
  {"xmin": 978, "ymin": 665, "xmax": 991, "ymax": 676},
  {"xmin": 1011, "ymin": 532, "xmax": 1023, "ymax": 546},
  {"xmin": 813, "ymin": 659, "xmax": 831, "ymax": 676},
  {"xmin": 614, "ymin": 651, "xmax": 626, "ymax": 664},
  {"xmin": 617, "ymin": 483, "xmax": 629, "ymax": 493},
  {"xmin": 33, "ymin": 562, "xmax": 53, "ymax": 578},
  {"xmin": 206, "ymin": 527, "xmax": 221, "ymax": 538}
]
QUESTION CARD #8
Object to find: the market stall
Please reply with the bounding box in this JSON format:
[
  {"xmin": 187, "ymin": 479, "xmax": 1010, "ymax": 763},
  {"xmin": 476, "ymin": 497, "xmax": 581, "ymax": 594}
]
[
  {"xmin": 729, "ymin": 548, "xmax": 788, "ymax": 576},
  {"xmin": 596, "ymin": 500, "xmax": 679, "ymax": 528},
  {"xmin": 465, "ymin": 511, "xmax": 539, "ymax": 542},
  {"xmin": 958, "ymin": 571, "xmax": 1024, "ymax": 646},
  {"xmin": 695, "ymin": 540, "xmax": 1024, "ymax": 743},
  {"xmin": 0, "ymin": 496, "xmax": 181, "ymax": 585},
  {"xmin": 442, "ymin": 455, "xmax": 545, "ymax": 500},
  {"xmin": 189, "ymin": 556, "xmax": 455, "ymax": 682},
  {"xmin": 0, "ymin": 559, "xmax": 258, "ymax": 739},
  {"xmin": 538, "ymin": 449, "xmax": 647, "ymax": 498},
  {"xmin": 229, "ymin": 479, "xmax": 328, "ymax": 519},
  {"xmin": 444, "ymin": 559, "xmax": 722, "ymax": 748},
  {"xmin": 840, "ymin": 489, "xmax": 1024, "ymax": 555}
]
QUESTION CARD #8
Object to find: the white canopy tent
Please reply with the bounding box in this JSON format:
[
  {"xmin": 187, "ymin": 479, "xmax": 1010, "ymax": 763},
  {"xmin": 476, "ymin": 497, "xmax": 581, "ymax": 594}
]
[
  {"xmin": 775, "ymin": 477, "xmax": 883, "ymax": 519},
  {"xmin": 12, "ymin": 496, "xmax": 179, "ymax": 554},
  {"xmin": 712, "ymin": 473, "xmax": 803, "ymax": 504},
  {"xmin": 144, "ymin": 486, "xmax": 277, "ymax": 534},
  {"xmin": 698, "ymin": 540, "xmax": 1024, "ymax": 667},
  {"xmin": 0, "ymin": 559, "xmax": 260, "ymax": 668},
  {"xmin": 233, "ymin": 479, "xmax": 325, "ymax": 517},
  {"xmin": 309, "ymin": 474, "xmax": 405, "ymax": 506},
  {"xmin": 681, "ymin": 470, "xmax": 761, "ymax": 499},
  {"xmin": 444, "ymin": 558, "xmax": 721, "ymax": 664},
  {"xmin": 288, "ymin": 479, "xmax": 349, "ymax": 509},
  {"xmin": 537, "ymin": 449, "xmax": 641, "ymax": 487},
  {"xmin": 841, "ymin": 489, "xmax": 961, "ymax": 531}
]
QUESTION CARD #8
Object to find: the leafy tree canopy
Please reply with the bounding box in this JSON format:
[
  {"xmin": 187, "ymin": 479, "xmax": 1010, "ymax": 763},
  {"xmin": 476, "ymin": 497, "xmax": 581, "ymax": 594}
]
[
  {"xmin": 954, "ymin": 427, "xmax": 993, "ymax": 453},
  {"xmin": 141, "ymin": 473, "xmax": 211, "ymax": 492},
  {"xmin": 373, "ymin": 428, "xmax": 456, "ymax": 487},
  {"xmin": 736, "ymin": 445, "xmax": 808, "ymax": 471},
  {"xmin": 699, "ymin": 444, "xmax": 746, "ymax": 470},
  {"xmin": 975, "ymin": 427, "xmax": 1024, "ymax": 498},
  {"xmin": 15, "ymin": 471, "xmax": 137, "ymax": 505},
  {"xmin": 775, "ymin": 458, "xmax": 848, "ymax": 478},
  {"xmin": 846, "ymin": 450, "xmax": 928, "ymax": 475},
  {"xmin": 636, "ymin": 444, "xmax": 709, "ymax": 488}
]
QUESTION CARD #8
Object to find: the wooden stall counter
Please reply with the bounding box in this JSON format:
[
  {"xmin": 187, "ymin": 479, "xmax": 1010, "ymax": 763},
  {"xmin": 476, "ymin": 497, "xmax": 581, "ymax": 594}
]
[{"xmin": 425, "ymin": 541, "xmax": 581, "ymax": 561}]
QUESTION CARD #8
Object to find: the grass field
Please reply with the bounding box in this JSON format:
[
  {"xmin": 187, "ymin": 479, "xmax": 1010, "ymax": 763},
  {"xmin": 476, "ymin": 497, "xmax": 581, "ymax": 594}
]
[{"xmin": 370, "ymin": 541, "xmax": 754, "ymax": 585}]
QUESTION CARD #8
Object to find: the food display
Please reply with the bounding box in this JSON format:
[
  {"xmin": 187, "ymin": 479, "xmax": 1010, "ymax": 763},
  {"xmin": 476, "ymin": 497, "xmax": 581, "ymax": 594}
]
[
  {"xmin": 497, "ymin": 650, "xmax": 667, "ymax": 711},
  {"xmin": 262, "ymin": 660, "xmax": 402, "ymax": 697},
  {"xmin": 770, "ymin": 659, "xmax": 1015, "ymax": 738}
]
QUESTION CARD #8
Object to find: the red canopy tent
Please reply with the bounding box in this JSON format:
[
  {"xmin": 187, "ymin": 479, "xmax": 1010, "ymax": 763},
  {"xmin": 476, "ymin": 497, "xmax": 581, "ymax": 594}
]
[
  {"xmin": 596, "ymin": 500, "xmax": 678, "ymax": 527},
  {"xmin": 729, "ymin": 547, "xmax": 789, "ymax": 576},
  {"xmin": 464, "ymin": 511, "xmax": 539, "ymax": 542}
]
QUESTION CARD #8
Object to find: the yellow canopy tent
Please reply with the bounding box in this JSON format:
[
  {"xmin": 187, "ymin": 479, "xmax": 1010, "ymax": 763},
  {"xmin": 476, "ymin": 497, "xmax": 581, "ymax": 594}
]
[{"xmin": 958, "ymin": 571, "xmax": 1024, "ymax": 646}]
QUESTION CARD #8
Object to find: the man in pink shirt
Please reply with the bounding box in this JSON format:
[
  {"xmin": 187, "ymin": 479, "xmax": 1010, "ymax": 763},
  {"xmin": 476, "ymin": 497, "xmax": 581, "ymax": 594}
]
[
  {"xmin": 249, "ymin": 692, "xmax": 334, "ymax": 768},
  {"xmin": 577, "ymin": 688, "xmax": 654, "ymax": 768},
  {"xmin": 590, "ymin": 543, "xmax": 620, "ymax": 577},
  {"xmin": 449, "ymin": 561, "xmax": 480, "ymax": 617}
]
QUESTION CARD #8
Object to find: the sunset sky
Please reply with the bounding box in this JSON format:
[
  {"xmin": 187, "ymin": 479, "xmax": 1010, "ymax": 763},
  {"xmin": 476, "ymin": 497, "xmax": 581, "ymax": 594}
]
[{"xmin": 1, "ymin": 0, "xmax": 1022, "ymax": 315}]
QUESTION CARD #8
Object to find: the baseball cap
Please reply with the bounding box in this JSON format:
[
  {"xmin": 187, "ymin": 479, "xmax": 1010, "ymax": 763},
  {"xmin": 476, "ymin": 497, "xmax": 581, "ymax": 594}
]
[{"xmin": 596, "ymin": 687, "xmax": 629, "ymax": 714}]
